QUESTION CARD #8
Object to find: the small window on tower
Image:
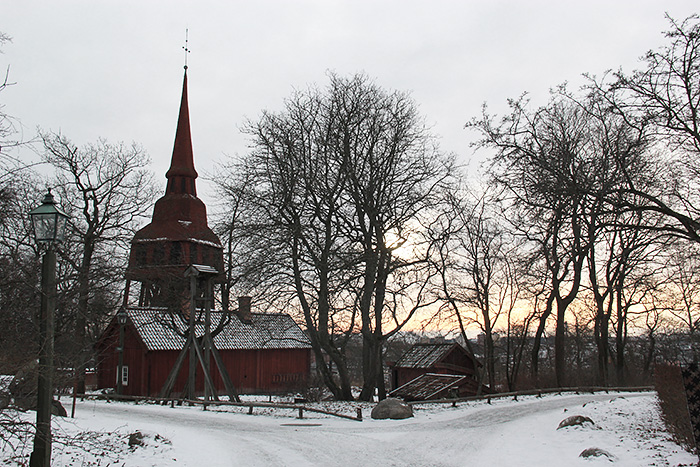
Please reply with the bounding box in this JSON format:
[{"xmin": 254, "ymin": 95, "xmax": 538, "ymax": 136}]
[
  {"xmin": 133, "ymin": 244, "xmax": 147, "ymax": 265},
  {"xmin": 153, "ymin": 244, "xmax": 165, "ymax": 264},
  {"xmin": 170, "ymin": 242, "xmax": 182, "ymax": 264},
  {"xmin": 190, "ymin": 243, "xmax": 199, "ymax": 264}
]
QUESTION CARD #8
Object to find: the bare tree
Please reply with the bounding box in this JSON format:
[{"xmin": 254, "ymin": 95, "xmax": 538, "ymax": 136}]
[
  {"xmin": 470, "ymin": 95, "xmax": 595, "ymax": 387},
  {"xmin": 0, "ymin": 31, "xmax": 32, "ymax": 227},
  {"xmin": 334, "ymin": 74, "xmax": 449, "ymax": 401},
  {"xmin": 590, "ymin": 15, "xmax": 700, "ymax": 243},
  {"xmin": 41, "ymin": 132, "xmax": 156, "ymax": 392},
  {"xmin": 662, "ymin": 241, "xmax": 700, "ymax": 360},
  {"xmin": 430, "ymin": 187, "xmax": 520, "ymax": 390},
  {"xmin": 220, "ymin": 73, "xmax": 449, "ymax": 400},
  {"xmin": 0, "ymin": 173, "xmax": 43, "ymax": 373},
  {"xmin": 223, "ymin": 82, "xmax": 358, "ymax": 400}
]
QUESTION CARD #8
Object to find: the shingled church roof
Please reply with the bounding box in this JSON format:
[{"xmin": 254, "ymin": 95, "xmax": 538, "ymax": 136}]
[{"xmin": 124, "ymin": 308, "xmax": 311, "ymax": 351}]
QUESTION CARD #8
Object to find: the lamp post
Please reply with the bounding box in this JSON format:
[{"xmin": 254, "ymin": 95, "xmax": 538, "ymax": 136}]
[
  {"xmin": 116, "ymin": 307, "xmax": 128, "ymax": 396},
  {"xmin": 28, "ymin": 189, "xmax": 69, "ymax": 467}
]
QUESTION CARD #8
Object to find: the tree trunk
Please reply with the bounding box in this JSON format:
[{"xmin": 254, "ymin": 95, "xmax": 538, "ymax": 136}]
[
  {"xmin": 554, "ymin": 299, "xmax": 567, "ymax": 388},
  {"xmin": 642, "ymin": 332, "xmax": 655, "ymax": 379},
  {"xmin": 595, "ymin": 315, "xmax": 609, "ymax": 386},
  {"xmin": 484, "ymin": 327, "xmax": 495, "ymax": 390},
  {"xmin": 75, "ymin": 237, "xmax": 95, "ymax": 394},
  {"xmin": 615, "ymin": 275, "xmax": 626, "ymax": 385},
  {"xmin": 531, "ymin": 295, "xmax": 554, "ymax": 386}
]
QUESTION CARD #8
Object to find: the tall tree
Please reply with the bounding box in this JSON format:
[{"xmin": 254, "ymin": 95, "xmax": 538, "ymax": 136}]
[
  {"xmin": 470, "ymin": 96, "xmax": 594, "ymax": 387},
  {"xmin": 223, "ymin": 83, "xmax": 359, "ymax": 400},
  {"xmin": 430, "ymin": 187, "xmax": 519, "ymax": 390},
  {"xmin": 335, "ymin": 74, "xmax": 449, "ymax": 400},
  {"xmin": 221, "ymin": 73, "xmax": 449, "ymax": 400},
  {"xmin": 0, "ymin": 31, "xmax": 29, "ymax": 226},
  {"xmin": 591, "ymin": 14, "xmax": 700, "ymax": 242},
  {"xmin": 41, "ymin": 132, "xmax": 156, "ymax": 392}
]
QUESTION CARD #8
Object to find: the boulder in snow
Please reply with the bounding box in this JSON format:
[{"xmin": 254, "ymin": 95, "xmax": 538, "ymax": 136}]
[
  {"xmin": 557, "ymin": 414, "xmax": 594, "ymax": 429},
  {"xmin": 579, "ymin": 447, "xmax": 615, "ymax": 460},
  {"xmin": 8, "ymin": 362, "xmax": 66, "ymax": 416},
  {"xmin": 371, "ymin": 397, "xmax": 413, "ymax": 420},
  {"xmin": 52, "ymin": 399, "xmax": 67, "ymax": 417}
]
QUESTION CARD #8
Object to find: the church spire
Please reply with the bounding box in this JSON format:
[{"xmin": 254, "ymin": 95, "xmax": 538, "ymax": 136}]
[
  {"xmin": 126, "ymin": 62, "xmax": 224, "ymax": 303},
  {"xmin": 165, "ymin": 70, "xmax": 198, "ymax": 195}
]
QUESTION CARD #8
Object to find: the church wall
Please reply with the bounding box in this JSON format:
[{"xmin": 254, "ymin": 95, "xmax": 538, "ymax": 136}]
[{"xmin": 97, "ymin": 331, "xmax": 311, "ymax": 397}]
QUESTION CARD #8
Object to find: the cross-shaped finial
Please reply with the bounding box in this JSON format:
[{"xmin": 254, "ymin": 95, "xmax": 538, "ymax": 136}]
[{"xmin": 183, "ymin": 29, "xmax": 190, "ymax": 70}]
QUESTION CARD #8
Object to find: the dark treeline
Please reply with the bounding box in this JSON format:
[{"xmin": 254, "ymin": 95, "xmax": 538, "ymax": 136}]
[{"xmin": 1, "ymin": 15, "xmax": 699, "ymax": 400}]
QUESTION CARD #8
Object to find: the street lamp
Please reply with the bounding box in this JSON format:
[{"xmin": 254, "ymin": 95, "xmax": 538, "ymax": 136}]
[
  {"xmin": 116, "ymin": 307, "xmax": 128, "ymax": 396},
  {"xmin": 28, "ymin": 189, "xmax": 69, "ymax": 467}
]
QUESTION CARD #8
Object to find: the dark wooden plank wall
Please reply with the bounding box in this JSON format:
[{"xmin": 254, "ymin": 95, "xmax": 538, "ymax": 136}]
[{"xmin": 97, "ymin": 321, "xmax": 311, "ymax": 396}]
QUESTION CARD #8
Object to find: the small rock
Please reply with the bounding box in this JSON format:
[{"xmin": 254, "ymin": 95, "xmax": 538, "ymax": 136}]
[
  {"xmin": 128, "ymin": 431, "xmax": 145, "ymax": 449},
  {"xmin": 579, "ymin": 447, "xmax": 615, "ymax": 460},
  {"xmin": 371, "ymin": 398, "xmax": 413, "ymax": 420},
  {"xmin": 557, "ymin": 415, "xmax": 594, "ymax": 429}
]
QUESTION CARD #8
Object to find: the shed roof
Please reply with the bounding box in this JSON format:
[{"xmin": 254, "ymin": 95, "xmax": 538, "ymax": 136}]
[
  {"xmin": 390, "ymin": 373, "xmax": 466, "ymax": 401},
  {"xmin": 125, "ymin": 308, "xmax": 311, "ymax": 351},
  {"xmin": 393, "ymin": 342, "xmax": 464, "ymax": 369}
]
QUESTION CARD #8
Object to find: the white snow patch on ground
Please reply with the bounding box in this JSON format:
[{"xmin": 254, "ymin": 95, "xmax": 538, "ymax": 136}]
[{"xmin": 1, "ymin": 392, "xmax": 697, "ymax": 466}]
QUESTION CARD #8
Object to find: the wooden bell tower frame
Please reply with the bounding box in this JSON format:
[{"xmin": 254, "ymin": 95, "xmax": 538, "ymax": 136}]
[{"xmin": 159, "ymin": 264, "xmax": 239, "ymax": 402}]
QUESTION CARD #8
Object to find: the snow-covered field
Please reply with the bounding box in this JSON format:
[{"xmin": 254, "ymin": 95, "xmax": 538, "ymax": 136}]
[{"xmin": 1, "ymin": 391, "xmax": 697, "ymax": 466}]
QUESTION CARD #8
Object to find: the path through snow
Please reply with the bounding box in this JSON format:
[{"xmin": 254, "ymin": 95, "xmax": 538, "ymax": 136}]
[{"xmin": 2, "ymin": 392, "xmax": 697, "ymax": 466}]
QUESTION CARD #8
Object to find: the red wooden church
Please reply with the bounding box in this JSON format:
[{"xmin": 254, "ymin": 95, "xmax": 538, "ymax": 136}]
[{"xmin": 96, "ymin": 68, "xmax": 311, "ymax": 397}]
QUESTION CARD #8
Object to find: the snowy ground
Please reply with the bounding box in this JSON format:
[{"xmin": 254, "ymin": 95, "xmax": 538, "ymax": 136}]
[{"xmin": 1, "ymin": 391, "xmax": 697, "ymax": 466}]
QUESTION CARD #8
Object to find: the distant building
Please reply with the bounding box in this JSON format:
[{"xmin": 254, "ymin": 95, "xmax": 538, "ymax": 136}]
[
  {"xmin": 389, "ymin": 342, "xmax": 486, "ymax": 400},
  {"xmin": 95, "ymin": 68, "xmax": 311, "ymax": 397}
]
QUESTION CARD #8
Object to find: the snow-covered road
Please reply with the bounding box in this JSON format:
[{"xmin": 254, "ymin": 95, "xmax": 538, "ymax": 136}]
[{"xmin": 59, "ymin": 392, "xmax": 696, "ymax": 467}]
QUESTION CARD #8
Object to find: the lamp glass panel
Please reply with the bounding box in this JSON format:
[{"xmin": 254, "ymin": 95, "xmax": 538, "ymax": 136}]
[
  {"xmin": 54, "ymin": 214, "xmax": 68, "ymax": 242},
  {"xmin": 32, "ymin": 213, "xmax": 57, "ymax": 242}
]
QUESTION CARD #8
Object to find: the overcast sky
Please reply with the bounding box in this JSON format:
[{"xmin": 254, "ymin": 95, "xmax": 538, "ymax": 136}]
[{"xmin": 2, "ymin": 1, "xmax": 698, "ymax": 205}]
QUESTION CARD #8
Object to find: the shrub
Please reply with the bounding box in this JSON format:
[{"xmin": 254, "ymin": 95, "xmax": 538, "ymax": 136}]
[{"xmin": 654, "ymin": 362, "xmax": 696, "ymax": 452}]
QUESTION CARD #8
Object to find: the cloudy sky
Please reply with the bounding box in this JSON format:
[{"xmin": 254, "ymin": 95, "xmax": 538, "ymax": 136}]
[{"xmin": 2, "ymin": 1, "xmax": 698, "ymax": 204}]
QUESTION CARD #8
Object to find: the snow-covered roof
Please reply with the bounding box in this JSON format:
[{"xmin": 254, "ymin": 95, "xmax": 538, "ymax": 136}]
[
  {"xmin": 394, "ymin": 343, "xmax": 462, "ymax": 368},
  {"xmin": 390, "ymin": 373, "xmax": 466, "ymax": 400},
  {"xmin": 125, "ymin": 308, "xmax": 311, "ymax": 351}
]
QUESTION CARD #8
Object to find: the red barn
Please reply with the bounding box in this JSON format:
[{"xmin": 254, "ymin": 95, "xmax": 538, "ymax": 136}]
[
  {"xmin": 96, "ymin": 307, "xmax": 311, "ymax": 396},
  {"xmin": 95, "ymin": 66, "xmax": 311, "ymax": 397},
  {"xmin": 389, "ymin": 342, "xmax": 485, "ymax": 400}
]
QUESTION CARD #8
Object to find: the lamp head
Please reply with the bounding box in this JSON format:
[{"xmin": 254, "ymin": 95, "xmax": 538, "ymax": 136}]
[{"xmin": 29, "ymin": 189, "xmax": 70, "ymax": 244}]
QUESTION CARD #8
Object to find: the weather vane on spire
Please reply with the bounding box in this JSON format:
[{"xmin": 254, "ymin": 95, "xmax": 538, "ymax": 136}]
[{"xmin": 183, "ymin": 29, "xmax": 190, "ymax": 70}]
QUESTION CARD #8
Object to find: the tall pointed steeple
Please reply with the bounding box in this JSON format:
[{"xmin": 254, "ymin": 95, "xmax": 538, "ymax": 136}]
[
  {"xmin": 165, "ymin": 70, "xmax": 198, "ymax": 195},
  {"xmin": 126, "ymin": 69, "xmax": 223, "ymax": 309}
]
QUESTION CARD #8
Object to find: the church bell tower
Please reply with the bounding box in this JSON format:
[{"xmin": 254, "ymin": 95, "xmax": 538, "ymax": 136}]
[{"xmin": 125, "ymin": 69, "xmax": 223, "ymax": 312}]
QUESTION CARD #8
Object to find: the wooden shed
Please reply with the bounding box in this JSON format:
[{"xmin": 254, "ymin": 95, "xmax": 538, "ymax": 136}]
[
  {"xmin": 389, "ymin": 342, "xmax": 485, "ymax": 400},
  {"xmin": 96, "ymin": 308, "xmax": 311, "ymax": 396}
]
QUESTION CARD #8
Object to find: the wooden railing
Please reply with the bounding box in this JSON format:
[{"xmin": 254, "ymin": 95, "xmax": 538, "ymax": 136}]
[
  {"xmin": 77, "ymin": 393, "xmax": 363, "ymax": 421},
  {"xmin": 407, "ymin": 385, "xmax": 655, "ymax": 406},
  {"xmin": 72, "ymin": 386, "xmax": 654, "ymax": 421}
]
